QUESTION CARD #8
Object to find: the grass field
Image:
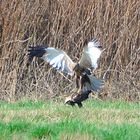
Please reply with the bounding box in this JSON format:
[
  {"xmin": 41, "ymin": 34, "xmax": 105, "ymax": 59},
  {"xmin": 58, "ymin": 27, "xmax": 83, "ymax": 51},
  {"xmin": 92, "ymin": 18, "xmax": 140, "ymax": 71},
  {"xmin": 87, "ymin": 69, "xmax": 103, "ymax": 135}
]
[{"xmin": 0, "ymin": 99, "xmax": 140, "ymax": 140}]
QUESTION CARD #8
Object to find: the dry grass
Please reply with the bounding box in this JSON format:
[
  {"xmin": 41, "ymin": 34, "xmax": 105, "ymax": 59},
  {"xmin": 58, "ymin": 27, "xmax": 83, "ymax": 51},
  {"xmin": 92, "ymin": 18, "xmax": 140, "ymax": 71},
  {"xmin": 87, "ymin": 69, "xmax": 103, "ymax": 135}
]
[{"xmin": 0, "ymin": 0, "xmax": 139, "ymax": 101}]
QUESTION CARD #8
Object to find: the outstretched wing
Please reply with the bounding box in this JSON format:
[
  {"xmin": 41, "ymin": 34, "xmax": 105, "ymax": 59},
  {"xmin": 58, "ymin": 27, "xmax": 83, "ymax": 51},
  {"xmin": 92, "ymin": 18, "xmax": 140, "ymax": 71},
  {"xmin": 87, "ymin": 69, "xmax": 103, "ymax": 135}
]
[
  {"xmin": 28, "ymin": 45, "xmax": 76, "ymax": 76},
  {"xmin": 79, "ymin": 39, "xmax": 102, "ymax": 70}
]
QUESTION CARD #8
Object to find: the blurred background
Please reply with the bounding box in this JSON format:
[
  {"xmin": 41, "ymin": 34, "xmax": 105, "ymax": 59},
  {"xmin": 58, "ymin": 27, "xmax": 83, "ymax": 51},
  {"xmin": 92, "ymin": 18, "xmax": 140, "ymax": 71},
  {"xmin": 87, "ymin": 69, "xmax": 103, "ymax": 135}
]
[{"xmin": 0, "ymin": 0, "xmax": 139, "ymax": 101}]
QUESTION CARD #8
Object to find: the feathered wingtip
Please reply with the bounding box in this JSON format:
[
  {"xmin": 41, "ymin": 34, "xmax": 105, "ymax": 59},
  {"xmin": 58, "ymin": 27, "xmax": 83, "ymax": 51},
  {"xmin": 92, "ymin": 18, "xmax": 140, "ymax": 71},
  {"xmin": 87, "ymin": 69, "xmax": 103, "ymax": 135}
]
[
  {"xmin": 91, "ymin": 38, "xmax": 99, "ymax": 43},
  {"xmin": 28, "ymin": 45, "xmax": 48, "ymax": 62},
  {"xmin": 89, "ymin": 38, "xmax": 102, "ymax": 49}
]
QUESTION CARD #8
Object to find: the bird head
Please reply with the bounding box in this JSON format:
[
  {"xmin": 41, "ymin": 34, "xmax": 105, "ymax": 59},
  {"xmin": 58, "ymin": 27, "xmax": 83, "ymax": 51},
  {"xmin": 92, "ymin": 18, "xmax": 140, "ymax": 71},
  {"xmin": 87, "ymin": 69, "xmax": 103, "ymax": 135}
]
[
  {"xmin": 64, "ymin": 96, "xmax": 75, "ymax": 106},
  {"xmin": 64, "ymin": 96, "xmax": 71, "ymax": 103}
]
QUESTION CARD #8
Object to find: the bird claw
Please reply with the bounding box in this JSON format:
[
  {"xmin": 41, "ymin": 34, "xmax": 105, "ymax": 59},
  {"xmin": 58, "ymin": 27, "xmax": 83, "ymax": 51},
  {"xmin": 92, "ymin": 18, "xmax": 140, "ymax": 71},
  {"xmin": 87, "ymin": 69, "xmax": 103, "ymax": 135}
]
[
  {"xmin": 77, "ymin": 89, "xmax": 81, "ymax": 93},
  {"xmin": 71, "ymin": 88, "xmax": 78, "ymax": 93},
  {"xmin": 71, "ymin": 88, "xmax": 81, "ymax": 93}
]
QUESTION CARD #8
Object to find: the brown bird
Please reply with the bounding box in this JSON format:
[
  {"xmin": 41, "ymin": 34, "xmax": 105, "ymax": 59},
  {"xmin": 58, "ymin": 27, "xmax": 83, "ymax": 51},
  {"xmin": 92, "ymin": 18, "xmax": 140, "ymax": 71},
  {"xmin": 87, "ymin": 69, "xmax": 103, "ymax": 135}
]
[
  {"xmin": 65, "ymin": 90, "xmax": 92, "ymax": 108},
  {"xmin": 28, "ymin": 39, "xmax": 103, "ymax": 93}
]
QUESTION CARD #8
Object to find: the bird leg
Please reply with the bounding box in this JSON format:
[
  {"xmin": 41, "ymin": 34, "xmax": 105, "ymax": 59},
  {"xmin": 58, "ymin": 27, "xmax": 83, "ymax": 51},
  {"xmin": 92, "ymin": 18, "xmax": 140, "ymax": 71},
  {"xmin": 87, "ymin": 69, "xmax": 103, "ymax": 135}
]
[
  {"xmin": 77, "ymin": 102, "xmax": 83, "ymax": 108},
  {"xmin": 71, "ymin": 87, "xmax": 81, "ymax": 93},
  {"xmin": 77, "ymin": 75, "xmax": 86, "ymax": 93},
  {"xmin": 76, "ymin": 76, "xmax": 82, "ymax": 93},
  {"xmin": 74, "ymin": 74, "xmax": 88, "ymax": 93}
]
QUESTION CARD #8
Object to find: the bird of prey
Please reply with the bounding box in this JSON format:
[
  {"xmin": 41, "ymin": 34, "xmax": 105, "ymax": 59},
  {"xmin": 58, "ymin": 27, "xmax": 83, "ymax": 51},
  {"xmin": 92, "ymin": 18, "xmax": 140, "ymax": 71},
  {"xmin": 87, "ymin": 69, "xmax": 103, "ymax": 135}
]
[{"xmin": 28, "ymin": 39, "xmax": 103, "ymax": 94}]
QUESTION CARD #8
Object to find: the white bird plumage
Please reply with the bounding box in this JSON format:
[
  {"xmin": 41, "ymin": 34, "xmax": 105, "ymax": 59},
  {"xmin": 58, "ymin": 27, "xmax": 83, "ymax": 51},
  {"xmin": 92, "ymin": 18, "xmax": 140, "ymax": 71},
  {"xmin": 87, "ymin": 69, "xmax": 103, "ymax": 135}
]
[
  {"xmin": 28, "ymin": 38, "xmax": 103, "ymax": 92},
  {"xmin": 79, "ymin": 39, "xmax": 102, "ymax": 69}
]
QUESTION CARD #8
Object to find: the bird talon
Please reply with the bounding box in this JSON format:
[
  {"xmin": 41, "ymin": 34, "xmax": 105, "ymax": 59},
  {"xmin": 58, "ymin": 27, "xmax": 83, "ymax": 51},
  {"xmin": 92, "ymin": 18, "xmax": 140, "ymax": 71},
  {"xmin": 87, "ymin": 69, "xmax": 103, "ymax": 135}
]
[
  {"xmin": 71, "ymin": 88, "xmax": 78, "ymax": 93},
  {"xmin": 77, "ymin": 89, "xmax": 81, "ymax": 93}
]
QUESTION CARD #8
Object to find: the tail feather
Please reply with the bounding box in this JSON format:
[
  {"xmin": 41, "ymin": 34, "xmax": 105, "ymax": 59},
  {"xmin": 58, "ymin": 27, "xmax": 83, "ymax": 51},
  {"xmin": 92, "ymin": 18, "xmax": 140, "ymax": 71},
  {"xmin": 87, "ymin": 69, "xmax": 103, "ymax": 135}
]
[
  {"xmin": 28, "ymin": 45, "xmax": 47, "ymax": 61},
  {"xmin": 89, "ymin": 75, "xmax": 104, "ymax": 91},
  {"xmin": 83, "ymin": 75, "xmax": 104, "ymax": 92}
]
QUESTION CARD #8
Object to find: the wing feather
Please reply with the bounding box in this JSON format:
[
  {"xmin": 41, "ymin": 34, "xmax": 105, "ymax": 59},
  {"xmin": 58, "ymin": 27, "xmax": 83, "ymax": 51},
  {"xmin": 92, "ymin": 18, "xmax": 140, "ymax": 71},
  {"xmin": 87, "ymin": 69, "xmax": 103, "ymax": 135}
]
[
  {"xmin": 43, "ymin": 47, "xmax": 76, "ymax": 75},
  {"xmin": 79, "ymin": 39, "xmax": 102, "ymax": 69},
  {"xmin": 28, "ymin": 46, "xmax": 76, "ymax": 75}
]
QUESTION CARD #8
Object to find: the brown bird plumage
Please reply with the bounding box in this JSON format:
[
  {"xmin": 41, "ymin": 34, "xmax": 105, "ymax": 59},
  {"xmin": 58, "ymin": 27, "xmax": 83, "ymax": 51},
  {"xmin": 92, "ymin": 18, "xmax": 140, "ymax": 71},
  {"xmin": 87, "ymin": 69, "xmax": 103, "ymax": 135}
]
[
  {"xmin": 64, "ymin": 73, "xmax": 104, "ymax": 107},
  {"xmin": 65, "ymin": 90, "xmax": 92, "ymax": 108}
]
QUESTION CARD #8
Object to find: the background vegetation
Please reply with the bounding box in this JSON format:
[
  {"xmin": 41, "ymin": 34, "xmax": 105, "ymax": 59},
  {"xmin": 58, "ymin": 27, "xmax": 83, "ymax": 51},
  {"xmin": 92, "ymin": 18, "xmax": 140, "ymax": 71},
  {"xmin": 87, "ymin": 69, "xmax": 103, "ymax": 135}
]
[{"xmin": 0, "ymin": 0, "xmax": 139, "ymax": 101}]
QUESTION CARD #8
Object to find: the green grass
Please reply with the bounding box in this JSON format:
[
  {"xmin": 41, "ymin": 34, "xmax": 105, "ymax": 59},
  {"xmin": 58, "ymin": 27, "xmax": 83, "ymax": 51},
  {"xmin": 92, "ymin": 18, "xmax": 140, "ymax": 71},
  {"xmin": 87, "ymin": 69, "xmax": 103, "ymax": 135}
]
[{"xmin": 0, "ymin": 99, "xmax": 139, "ymax": 140}]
